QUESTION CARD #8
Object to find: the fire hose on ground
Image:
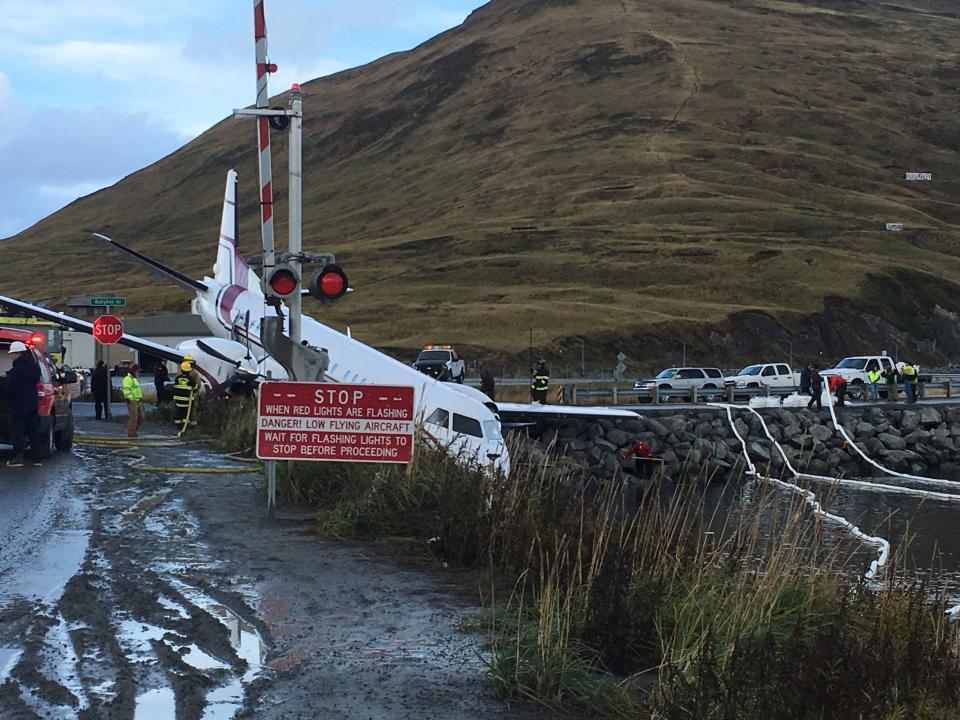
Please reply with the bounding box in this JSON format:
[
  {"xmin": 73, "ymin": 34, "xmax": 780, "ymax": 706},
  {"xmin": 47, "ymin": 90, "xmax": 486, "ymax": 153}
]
[{"xmin": 75, "ymin": 434, "xmax": 260, "ymax": 475}]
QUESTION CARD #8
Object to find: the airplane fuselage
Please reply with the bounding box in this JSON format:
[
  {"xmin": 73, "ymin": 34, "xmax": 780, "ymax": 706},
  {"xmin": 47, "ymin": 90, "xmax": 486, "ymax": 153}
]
[{"xmin": 196, "ymin": 280, "xmax": 511, "ymax": 475}]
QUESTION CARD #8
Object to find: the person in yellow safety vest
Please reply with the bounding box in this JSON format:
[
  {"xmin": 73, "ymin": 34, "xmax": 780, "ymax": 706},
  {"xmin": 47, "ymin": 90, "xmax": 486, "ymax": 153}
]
[
  {"xmin": 121, "ymin": 364, "xmax": 144, "ymax": 438},
  {"xmin": 901, "ymin": 362, "xmax": 918, "ymax": 404},
  {"xmin": 531, "ymin": 359, "xmax": 550, "ymax": 404},
  {"xmin": 866, "ymin": 362, "xmax": 882, "ymax": 402},
  {"xmin": 172, "ymin": 361, "xmax": 200, "ymax": 433}
]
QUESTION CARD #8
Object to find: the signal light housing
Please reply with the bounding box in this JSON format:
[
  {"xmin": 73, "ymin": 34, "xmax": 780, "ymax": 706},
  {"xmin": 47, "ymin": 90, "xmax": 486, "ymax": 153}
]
[
  {"xmin": 29, "ymin": 333, "xmax": 44, "ymax": 347},
  {"xmin": 264, "ymin": 263, "xmax": 300, "ymax": 300},
  {"xmin": 308, "ymin": 264, "xmax": 348, "ymax": 302}
]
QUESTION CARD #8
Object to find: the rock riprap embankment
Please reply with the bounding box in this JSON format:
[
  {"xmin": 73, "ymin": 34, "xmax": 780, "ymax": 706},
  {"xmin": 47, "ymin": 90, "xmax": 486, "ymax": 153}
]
[{"xmin": 517, "ymin": 405, "xmax": 960, "ymax": 483}]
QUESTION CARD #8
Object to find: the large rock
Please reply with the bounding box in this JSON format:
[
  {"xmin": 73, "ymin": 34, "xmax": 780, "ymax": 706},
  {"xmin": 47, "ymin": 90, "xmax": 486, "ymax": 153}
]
[
  {"xmin": 606, "ymin": 428, "xmax": 630, "ymax": 448},
  {"xmin": 643, "ymin": 417, "xmax": 670, "ymax": 437},
  {"xmin": 900, "ymin": 410, "xmax": 921, "ymax": 432},
  {"xmin": 920, "ymin": 407, "xmax": 943, "ymax": 428},
  {"xmin": 564, "ymin": 438, "xmax": 591, "ymax": 452},
  {"xmin": 878, "ymin": 432, "xmax": 906, "ymax": 450},
  {"xmin": 694, "ymin": 437, "xmax": 715, "ymax": 457},
  {"xmin": 734, "ymin": 418, "xmax": 749, "ymax": 439},
  {"xmin": 782, "ymin": 424, "xmax": 801, "ymax": 439},
  {"xmin": 694, "ymin": 422, "xmax": 713, "ymax": 437},
  {"xmin": 903, "ymin": 430, "xmax": 932, "ymax": 446},
  {"xmin": 748, "ymin": 442, "xmax": 771, "ymax": 461},
  {"xmin": 855, "ymin": 421, "xmax": 877, "ymax": 438},
  {"xmin": 810, "ymin": 425, "xmax": 833, "ymax": 443},
  {"xmin": 601, "ymin": 452, "xmax": 620, "ymax": 475}
]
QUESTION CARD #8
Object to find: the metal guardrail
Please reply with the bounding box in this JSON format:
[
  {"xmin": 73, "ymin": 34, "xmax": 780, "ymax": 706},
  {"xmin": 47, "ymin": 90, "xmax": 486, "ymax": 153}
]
[{"xmin": 567, "ymin": 379, "xmax": 955, "ymax": 405}]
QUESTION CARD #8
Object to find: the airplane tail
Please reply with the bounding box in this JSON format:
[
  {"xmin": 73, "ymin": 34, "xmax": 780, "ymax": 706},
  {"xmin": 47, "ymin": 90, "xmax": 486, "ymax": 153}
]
[{"xmin": 214, "ymin": 170, "xmax": 262, "ymax": 293}]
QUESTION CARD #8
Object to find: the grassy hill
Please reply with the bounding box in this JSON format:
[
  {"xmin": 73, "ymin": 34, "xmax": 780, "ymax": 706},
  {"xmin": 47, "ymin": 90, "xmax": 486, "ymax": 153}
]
[{"xmin": 4, "ymin": 0, "xmax": 960, "ymax": 369}]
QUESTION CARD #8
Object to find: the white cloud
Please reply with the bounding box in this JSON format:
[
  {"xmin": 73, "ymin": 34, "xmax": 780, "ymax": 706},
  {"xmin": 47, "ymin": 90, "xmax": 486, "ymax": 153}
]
[
  {"xmin": 0, "ymin": 0, "xmax": 485, "ymax": 237},
  {"xmin": 0, "ymin": 104, "xmax": 182, "ymax": 238}
]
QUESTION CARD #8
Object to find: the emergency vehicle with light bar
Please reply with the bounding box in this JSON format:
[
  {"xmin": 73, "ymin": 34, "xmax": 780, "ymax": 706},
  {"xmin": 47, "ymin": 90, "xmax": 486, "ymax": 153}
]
[
  {"xmin": 413, "ymin": 345, "xmax": 466, "ymax": 383},
  {"xmin": 0, "ymin": 328, "xmax": 75, "ymax": 456}
]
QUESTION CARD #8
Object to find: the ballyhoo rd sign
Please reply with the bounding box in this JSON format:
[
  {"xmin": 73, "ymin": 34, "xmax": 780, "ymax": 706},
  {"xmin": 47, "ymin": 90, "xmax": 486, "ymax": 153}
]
[{"xmin": 256, "ymin": 382, "xmax": 415, "ymax": 463}]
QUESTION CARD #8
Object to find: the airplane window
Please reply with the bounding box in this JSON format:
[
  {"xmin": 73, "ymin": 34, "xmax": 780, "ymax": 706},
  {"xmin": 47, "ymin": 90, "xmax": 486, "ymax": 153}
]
[
  {"xmin": 453, "ymin": 414, "xmax": 483, "ymax": 438},
  {"xmin": 426, "ymin": 408, "xmax": 449, "ymax": 428},
  {"xmin": 483, "ymin": 420, "xmax": 502, "ymax": 441}
]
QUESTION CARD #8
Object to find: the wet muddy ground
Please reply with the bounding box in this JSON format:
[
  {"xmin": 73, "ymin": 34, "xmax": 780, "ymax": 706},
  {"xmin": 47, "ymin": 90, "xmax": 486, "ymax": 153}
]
[{"xmin": 0, "ymin": 408, "xmax": 545, "ymax": 719}]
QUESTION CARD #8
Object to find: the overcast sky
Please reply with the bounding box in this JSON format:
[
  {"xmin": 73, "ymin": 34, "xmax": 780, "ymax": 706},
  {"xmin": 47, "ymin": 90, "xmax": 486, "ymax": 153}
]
[{"xmin": 0, "ymin": 0, "xmax": 486, "ymax": 239}]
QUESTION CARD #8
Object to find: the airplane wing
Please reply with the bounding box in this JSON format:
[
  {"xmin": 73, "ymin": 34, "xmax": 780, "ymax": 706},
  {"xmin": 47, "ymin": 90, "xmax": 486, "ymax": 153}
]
[
  {"xmin": 0, "ymin": 293, "xmax": 185, "ymax": 365},
  {"xmin": 91, "ymin": 233, "xmax": 208, "ymax": 293},
  {"xmin": 494, "ymin": 402, "xmax": 641, "ymax": 426}
]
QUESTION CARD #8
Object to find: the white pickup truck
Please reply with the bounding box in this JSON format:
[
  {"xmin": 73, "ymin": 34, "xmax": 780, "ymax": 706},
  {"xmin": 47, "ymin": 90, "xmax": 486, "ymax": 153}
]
[
  {"xmin": 826, "ymin": 355, "xmax": 897, "ymax": 400},
  {"xmin": 725, "ymin": 363, "xmax": 800, "ymax": 391}
]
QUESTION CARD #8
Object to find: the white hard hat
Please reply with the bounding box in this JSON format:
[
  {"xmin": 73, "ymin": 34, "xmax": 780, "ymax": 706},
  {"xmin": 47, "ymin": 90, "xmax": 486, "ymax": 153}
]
[{"xmin": 8, "ymin": 341, "xmax": 27, "ymax": 354}]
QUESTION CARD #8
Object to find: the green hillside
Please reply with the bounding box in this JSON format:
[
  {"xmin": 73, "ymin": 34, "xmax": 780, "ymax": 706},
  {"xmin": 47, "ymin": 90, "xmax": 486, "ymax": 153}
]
[{"xmin": 4, "ymin": 0, "xmax": 960, "ymax": 367}]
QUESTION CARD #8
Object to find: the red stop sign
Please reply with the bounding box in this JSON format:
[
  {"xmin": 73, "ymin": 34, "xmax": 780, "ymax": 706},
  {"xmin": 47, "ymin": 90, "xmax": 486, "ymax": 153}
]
[{"xmin": 93, "ymin": 315, "xmax": 124, "ymax": 345}]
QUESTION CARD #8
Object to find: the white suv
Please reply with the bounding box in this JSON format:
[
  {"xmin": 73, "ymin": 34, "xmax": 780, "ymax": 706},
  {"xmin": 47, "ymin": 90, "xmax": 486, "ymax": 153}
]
[{"xmin": 635, "ymin": 367, "xmax": 724, "ymax": 402}]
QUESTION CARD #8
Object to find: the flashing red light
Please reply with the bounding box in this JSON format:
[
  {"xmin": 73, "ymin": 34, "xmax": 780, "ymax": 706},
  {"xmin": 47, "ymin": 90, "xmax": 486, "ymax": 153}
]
[
  {"xmin": 269, "ymin": 268, "xmax": 299, "ymax": 297},
  {"xmin": 320, "ymin": 270, "xmax": 345, "ymax": 297},
  {"xmin": 29, "ymin": 333, "xmax": 44, "ymax": 346},
  {"xmin": 309, "ymin": 265, "xmax": 348, "ymax": 302},
  {"xmin": 291, "ymin": 82, "xmax": 301, "ymax": 91}
]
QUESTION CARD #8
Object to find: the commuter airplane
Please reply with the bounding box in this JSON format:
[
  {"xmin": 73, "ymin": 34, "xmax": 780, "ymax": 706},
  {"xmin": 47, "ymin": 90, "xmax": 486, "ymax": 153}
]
[{"xmin": 1, "ymin": 170, "xmax": 639, "ymax": 475}]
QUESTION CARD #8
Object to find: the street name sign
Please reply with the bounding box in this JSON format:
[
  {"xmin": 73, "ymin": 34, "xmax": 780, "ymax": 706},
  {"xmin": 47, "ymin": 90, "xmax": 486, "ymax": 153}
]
[
  {"xmin": 90, "ymin": 296, "xmax": 127, "ymax": 307},
  {"xmin": 256, "ymin": 382, "xmax": 415, "ymax": 463},
  {"xmin": 92, "ymin": 315, "xmax": 124, "ymax": 344}
]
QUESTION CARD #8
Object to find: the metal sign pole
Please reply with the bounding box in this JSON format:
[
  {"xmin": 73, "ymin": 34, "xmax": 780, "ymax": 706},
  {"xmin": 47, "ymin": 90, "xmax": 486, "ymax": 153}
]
[{"xmin": 288, "ymin": 84, "xmax": 303, "ymax": 346}]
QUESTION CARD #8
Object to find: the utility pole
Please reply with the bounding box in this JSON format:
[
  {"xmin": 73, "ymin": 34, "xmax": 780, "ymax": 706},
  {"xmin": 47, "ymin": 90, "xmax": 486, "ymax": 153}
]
[{"xmin": 287, "ymin": 83, "xmax": 303, "ymax": 345}]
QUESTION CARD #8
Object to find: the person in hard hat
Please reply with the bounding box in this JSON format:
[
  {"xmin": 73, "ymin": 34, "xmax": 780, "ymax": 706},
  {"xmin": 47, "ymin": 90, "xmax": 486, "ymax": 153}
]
[
  {"xmin": 172, "ymin": 361, "xmax": 200, "ymax": 433},
  {"xmin": 4, "ymin": 341, "xmax": 42, "ymax": 467},
  {"xmin": 531, "ymin": 359, "xmax": 550, "ymax": 404},
  {"xmin": 122, "ymin": 364, "xmax": 144, "ymax": 437}
]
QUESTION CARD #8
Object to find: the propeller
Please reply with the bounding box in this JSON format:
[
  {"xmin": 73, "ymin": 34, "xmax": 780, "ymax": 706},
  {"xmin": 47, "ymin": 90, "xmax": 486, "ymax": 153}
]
[
  {"xmin": 196, "ymin": 339, "xmax": 244, "ymax": 369},
  {"xmin": 204, "ymin": 370, "xmax": 257, "ymax": 400}
]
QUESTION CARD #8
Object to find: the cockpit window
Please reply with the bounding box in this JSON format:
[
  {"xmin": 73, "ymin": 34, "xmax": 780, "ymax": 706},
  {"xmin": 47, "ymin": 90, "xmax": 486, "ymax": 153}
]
[
  {"xmin": 482, "ymin": 420, "xmax": 502, "ymax": 441},
  {"xmin": 425, "ymin": 408, "xmax": 449, "ymax": 428},
  {"xmin": 452, "ymin": 413, "xmax": 483, "ymax": 438}
]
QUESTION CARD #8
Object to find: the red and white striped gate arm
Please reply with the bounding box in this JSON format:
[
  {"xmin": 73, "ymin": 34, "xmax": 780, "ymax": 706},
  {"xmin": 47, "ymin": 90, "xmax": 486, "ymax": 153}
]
[{"xmin": 253, "ymin": 0, "xmax": 276, "ymax": 259}]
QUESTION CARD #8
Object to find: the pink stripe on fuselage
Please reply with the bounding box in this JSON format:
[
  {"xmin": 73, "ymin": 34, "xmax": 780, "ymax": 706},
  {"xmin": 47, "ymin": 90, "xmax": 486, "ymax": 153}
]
[{"xmin": 219, "ymin": 284, "xmax": 246, "ymax": 326}]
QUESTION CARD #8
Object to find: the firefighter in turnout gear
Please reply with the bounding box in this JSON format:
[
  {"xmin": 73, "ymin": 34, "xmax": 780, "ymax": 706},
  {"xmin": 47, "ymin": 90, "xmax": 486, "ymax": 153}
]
[
  {"xmin": 531, "ymin": 359, "xmax": 550, "ymax": 404},
  {"xmin": 172, "ymin": 361, "xmax": 200, "ymax": 434}
]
